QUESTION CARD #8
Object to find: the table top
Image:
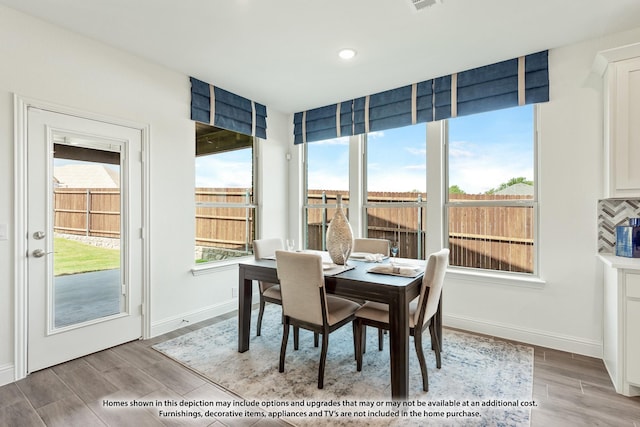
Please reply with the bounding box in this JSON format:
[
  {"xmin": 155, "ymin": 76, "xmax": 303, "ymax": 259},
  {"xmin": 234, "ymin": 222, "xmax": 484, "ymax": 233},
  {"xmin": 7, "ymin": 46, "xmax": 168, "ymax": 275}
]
[{"xmin": 239, "ymin": 252, "xmax": 426, "ymax": 288}]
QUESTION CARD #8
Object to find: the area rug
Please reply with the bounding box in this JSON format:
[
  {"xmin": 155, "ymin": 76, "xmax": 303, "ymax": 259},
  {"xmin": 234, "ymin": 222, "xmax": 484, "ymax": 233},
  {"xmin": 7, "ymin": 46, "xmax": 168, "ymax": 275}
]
[{"xmin": 153, "ymin": 305, "xmax": 534, "ymax": 426}]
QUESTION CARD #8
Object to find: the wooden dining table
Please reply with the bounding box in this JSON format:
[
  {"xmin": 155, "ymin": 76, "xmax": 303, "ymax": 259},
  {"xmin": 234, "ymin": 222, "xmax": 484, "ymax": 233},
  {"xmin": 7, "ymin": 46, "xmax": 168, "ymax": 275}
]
[{"xmin": 237, "ymin": 254, "xmax": 442, "ymax": 400}]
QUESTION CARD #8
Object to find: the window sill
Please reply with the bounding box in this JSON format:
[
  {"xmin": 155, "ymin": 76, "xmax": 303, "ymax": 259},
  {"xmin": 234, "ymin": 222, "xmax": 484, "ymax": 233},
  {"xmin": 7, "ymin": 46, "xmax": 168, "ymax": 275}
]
[
  {"xmin": 446, "ymin": 267, "xmax": 546, "ymax": 288},
  {"xmin": 191, "ymin": 256, "xmax": 254, "ymax": 276}
]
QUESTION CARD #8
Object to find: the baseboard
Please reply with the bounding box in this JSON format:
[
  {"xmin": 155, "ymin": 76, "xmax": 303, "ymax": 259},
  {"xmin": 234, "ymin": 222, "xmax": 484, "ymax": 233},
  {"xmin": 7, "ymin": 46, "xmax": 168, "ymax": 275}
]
[
  {"xmin": 444, "ymin": 314, "xmax": 602, "ymax": 358},
  {"xmin": 150, "ymin": 293, "xmax": 258, "ymax": 338},
  {"xmin": 0, "ymin": 363, "xmax": 15, "ymax": 387}
]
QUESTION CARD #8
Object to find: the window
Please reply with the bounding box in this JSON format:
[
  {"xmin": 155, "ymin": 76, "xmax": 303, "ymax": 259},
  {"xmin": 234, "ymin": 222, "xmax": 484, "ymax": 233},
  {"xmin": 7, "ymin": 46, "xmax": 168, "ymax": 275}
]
[
  {"xmin": 445, "ymin": 105, "xmax": 537, "ymax": 274},
  {"xmin": 195, "ymin": 124, "xmax": 256, "ymax": 263},
  {"xmin": 304, "ymin": 136, "xmax": 350, "ymax": 250},
  {"xmin": 364, "ymin": 124, "xmax": 428, "ymax": 259}
]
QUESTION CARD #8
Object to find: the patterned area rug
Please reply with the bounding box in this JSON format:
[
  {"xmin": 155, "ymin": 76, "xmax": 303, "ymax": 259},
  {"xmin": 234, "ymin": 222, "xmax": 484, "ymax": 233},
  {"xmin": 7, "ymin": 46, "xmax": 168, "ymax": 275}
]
[{"xmin": 153, "ymin": 305, "xmax": 533, "ymax": 426}]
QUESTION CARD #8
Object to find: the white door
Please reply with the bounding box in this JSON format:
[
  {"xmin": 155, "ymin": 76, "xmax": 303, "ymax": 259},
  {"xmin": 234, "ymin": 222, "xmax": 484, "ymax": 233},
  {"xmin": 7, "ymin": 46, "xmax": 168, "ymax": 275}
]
[{"xmin": 27, "ymin": 107, "xmax": 144, "ymax": 372}]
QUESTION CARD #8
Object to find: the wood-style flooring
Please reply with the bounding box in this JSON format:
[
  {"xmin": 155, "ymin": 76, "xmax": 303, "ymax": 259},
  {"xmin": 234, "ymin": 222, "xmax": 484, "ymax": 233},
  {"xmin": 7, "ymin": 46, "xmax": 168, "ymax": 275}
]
[{"xmin": 1, "ymin": 311, "xmax": 639, "ymax": 426}]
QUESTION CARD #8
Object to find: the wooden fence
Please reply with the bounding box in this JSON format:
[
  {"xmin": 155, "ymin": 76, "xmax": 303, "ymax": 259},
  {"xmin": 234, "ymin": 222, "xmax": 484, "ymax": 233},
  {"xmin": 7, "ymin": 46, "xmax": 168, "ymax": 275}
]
[
  {"xmin": 195, "ymin": 188, "xmax": 254, "ymax": 252},
  {"xmin": 53, "ymin": 188, "xmax": 120, "ymax": 238},
  {"xmin": 306, "ymin": 191, "xmax": 533, "ymax": 273},
  {"xmin": 54, "ymin": 188, "xmax": 534, "ymax": 272}
]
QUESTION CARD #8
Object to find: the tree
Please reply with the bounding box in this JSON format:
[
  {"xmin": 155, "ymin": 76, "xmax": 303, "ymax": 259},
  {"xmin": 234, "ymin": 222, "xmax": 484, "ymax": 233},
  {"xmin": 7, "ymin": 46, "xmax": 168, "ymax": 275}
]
[
  {"xmin": 485, "ymin": 177, "xmax": 533, "ymax": 194},
  {"xmin": 449, "ymin": 184, "xmax": 466, "ymax": 194}
]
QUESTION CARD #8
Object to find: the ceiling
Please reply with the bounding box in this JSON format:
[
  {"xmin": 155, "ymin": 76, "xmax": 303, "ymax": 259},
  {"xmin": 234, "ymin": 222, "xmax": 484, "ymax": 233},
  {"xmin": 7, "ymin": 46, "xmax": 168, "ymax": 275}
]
[{"xmin": 3, "ymin": 0, "xmax": 640, "ymax": 113}]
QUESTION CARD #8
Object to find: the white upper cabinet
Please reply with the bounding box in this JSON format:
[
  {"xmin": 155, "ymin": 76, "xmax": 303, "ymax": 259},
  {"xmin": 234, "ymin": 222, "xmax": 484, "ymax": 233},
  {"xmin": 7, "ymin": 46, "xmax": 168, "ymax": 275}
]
[{"xmin": 596, "ymin": 43, "xmax": 640, "ymax": 198}]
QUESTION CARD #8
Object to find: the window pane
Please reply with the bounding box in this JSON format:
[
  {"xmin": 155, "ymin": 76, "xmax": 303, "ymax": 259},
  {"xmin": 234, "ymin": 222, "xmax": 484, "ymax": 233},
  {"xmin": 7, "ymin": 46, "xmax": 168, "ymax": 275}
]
[
  {"xmin": 365, "ymin": 205, "xmax": 427, "ymax": 259},
  {"xmin": 305, "ymin": 136, "xmax": 350, "ymax": 249},
  {"xmin": 448, "ymin": 105, "xmax": 534, "ymax": 198},
  {"xmin": 365, "ymin": 124, "xmax": 427, "ymax": 259},
  {"xmin": 306, "ymin": 136, "xmax": 350, "ymax": 202},
  {"xmin": 195, "ymin": 124, "xmax": 254, "ymax": 263},
  {"xmin": 367, "ymin": 125, "xmax": 426, "ymax": 195},
  {"xmin": 448, "ymin": 205, "xmax": 534, "ymax": 273},
  {"xmin": 447, "ymin": 105, "xmax": 536, "ymax": 273}
]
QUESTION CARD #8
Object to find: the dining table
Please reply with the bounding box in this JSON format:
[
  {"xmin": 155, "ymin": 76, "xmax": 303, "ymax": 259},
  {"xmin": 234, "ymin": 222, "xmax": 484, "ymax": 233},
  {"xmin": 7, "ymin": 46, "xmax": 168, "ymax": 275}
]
[{"xmin": 237, "ymin": 252, "xmax": 442, "ymax": 400}]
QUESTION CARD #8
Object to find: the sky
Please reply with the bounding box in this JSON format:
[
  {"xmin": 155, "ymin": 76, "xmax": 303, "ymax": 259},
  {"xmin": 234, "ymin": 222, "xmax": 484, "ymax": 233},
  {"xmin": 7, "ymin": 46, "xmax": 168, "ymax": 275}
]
[{"xmin": 194, "ymin": 104, "xmax": 534, "ymax": 195}]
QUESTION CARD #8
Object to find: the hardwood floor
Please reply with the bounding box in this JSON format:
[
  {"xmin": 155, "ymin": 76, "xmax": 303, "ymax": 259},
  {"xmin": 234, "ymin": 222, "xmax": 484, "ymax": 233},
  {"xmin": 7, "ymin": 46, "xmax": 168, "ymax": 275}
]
[{"xmin": 1, "ymin": 312, "xmax": 639, "ymax": 426}]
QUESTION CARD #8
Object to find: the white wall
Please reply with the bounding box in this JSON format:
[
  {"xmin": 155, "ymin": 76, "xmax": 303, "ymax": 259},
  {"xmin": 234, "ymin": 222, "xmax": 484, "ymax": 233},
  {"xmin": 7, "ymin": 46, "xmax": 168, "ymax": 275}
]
[{"xmin": 0, "ymin": 5, "xmax": 288, "ymax": 385}]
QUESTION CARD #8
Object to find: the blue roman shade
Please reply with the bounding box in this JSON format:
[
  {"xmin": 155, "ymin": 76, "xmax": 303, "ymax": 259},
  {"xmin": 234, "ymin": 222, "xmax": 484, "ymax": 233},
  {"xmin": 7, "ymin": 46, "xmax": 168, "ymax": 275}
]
[
  {"xmin": 294, "ymin": 101, "xmax": 353, "ymax": 144},
  {"xmin": 293, "ymin": 50, "xmax": 549, "ymax": 142},
  {"xmin": 434, "ymin": 76, "xmax": 452, "ymax": 121},
  {"xmin": 452, "ymin": 50, "xmax": 549, "ymax": 119},
  {"xmin": 190, "ymin": 77, "xmax": 267, "ymax": 139},
  {"xmin": 523, "ymin": 51, "xmax": 549, "ymax": 105}
]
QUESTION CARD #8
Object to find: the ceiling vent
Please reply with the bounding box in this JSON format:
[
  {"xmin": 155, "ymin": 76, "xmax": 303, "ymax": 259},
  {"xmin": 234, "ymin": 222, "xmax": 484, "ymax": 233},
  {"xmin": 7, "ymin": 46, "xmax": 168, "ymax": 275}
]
[{"xmin": 410, "ymin": 0, "xmax": 442, "ymax": 11}]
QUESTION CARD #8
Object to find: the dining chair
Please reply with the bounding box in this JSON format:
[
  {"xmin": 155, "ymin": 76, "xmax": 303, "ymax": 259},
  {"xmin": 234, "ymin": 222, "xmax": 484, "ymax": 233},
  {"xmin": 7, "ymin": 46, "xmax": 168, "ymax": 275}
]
[
  {"xmin": 352, "ymin": 238, "xmax": 390, "ymax": 256},
  {"xmin": 275, "ymin": 250, "xmax": 361, "ymax": 389},
  {"xmin": 253, "ymin": 238, "xmax": 284, "ymax": 336},
  {"xmin": 354, "ymin": 248, "xmax": 449, "ymax": 392}
]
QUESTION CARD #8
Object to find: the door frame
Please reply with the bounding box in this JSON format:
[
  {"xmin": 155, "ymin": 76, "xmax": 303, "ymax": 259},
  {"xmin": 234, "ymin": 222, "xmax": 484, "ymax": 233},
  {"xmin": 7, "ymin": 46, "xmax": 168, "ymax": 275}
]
[{"xmin": 13, "ymin": 94, "xmax": 151, "ymax": 381}]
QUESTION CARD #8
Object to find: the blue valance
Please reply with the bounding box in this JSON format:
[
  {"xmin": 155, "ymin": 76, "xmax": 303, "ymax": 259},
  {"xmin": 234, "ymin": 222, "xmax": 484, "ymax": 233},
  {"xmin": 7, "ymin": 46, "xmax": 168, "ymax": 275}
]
[
  {"xmin": 454, "ymin": 50, "xmax": 549, "ymax": 118},
  {"xmin": 293, "ymin": 50, "xmax": 549, "ymax": 143},
  {"xmin": 190, "ymin": 77, "xmax": 267, "ymax": 139},
  {"xmin": 293, "ymin": 101, "xmax": 353, "ymax": 144}
]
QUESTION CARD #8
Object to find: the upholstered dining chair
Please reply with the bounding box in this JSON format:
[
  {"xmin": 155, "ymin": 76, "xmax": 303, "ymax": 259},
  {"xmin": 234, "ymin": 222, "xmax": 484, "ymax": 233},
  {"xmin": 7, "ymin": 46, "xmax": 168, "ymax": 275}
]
[
  {"xmin": 253, "ymin": 238, "xmax": 284, "ymax": 336},
  {"xmin": 275, "ymin": 250, "xmax": 361, "ymax": 389},
  {"xmin": 352, "ymin": 238, "xmax": 390, "ymax": 256},
  {"xmin": 354, "ymin": 248, "xmax": 449, "ymax": 392}
]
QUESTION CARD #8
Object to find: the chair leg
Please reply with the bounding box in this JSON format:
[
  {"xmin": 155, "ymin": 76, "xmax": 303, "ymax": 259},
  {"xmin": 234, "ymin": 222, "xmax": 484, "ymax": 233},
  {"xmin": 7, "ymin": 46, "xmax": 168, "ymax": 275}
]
[
  {"xmin": 429, "ymin": 322, "xmax": 442, "ymax": 369},
  {"xmin": 314, "ymin": 332, "xmax": 319, "ymax": 347},
  {"xmin": 414, "ymin": 332, "xmax": 429, "ymax": 392},
  {"xmin": 318, "ymin": 332, "xmax": 329, "ymax": 389},
  {"xmin": 257, "ymin": 298, "xmax": 266, "ymax": 336},
  {"xmin": 355, "ymin": 321, "xmax": 363, "ymax": 371},
  {"xmin": 293, "ymin": 326, "xmax": 299, "ymax": 351},
  {"xmin": 279, "ymin": 320, "xmax": 290, "ymax": 373},
  {"xmin": 378, "ymin": 328, "xmax": 384, "ymax": 351}
]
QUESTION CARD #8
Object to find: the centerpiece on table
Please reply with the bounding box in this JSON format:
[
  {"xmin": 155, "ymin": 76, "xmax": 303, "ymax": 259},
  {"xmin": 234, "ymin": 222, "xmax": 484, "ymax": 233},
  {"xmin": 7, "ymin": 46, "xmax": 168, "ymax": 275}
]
[{"xmin": 326, "ymin": 194, "xmax": 353, "ymax": 265}]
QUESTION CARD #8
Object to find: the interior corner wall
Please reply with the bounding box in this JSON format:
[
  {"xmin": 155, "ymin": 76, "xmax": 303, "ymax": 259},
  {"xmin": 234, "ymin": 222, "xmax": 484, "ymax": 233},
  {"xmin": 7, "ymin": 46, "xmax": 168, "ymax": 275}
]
[
  {"xmin": 444, "ymin": 26, "xmax": 640, "ymax": 357},
  {"xmin": 0, "ymin": 5, "xmax": 289, "ymax": 385}
]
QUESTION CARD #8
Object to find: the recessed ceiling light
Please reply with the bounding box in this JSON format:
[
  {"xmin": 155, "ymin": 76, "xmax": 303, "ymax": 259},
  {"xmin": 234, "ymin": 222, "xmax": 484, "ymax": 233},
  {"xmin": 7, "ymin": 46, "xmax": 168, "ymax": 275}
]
[{"xmin": 338, "ymin": 48, "xmax": 357, "ymax": 60}]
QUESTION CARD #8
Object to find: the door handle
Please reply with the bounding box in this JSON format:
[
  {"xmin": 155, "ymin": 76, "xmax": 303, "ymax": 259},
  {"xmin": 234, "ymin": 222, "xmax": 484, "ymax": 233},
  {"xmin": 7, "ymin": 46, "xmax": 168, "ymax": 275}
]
[
  {"xmin": 33, "ymin": 231, "xmax": 46, "ymax": 240},
  {"xmin": 32, "ymin": 249, "xmax": 53, "ymax": 258}
]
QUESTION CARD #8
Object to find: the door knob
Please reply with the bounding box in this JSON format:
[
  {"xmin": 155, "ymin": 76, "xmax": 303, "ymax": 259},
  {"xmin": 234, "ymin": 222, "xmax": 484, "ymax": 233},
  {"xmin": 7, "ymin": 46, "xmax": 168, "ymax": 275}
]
[
  {"xmin": 32, "ymin": 249, "xmax": 53, "ymax": 258},
  {"xmin": 33, "ymin": 231, "xmax": 46, "ymax": 240}
]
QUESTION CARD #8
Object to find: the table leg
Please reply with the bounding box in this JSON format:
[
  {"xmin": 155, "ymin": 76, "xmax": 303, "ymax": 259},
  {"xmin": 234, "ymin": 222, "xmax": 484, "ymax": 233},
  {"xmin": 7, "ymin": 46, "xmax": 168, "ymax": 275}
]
[
  {"xmin": 238, "ymin": 267, "xmax": 253, "ymax": 352},
  {"xmin": 388, "ymin": 292, "xmax": 410, "ymax": 399}
]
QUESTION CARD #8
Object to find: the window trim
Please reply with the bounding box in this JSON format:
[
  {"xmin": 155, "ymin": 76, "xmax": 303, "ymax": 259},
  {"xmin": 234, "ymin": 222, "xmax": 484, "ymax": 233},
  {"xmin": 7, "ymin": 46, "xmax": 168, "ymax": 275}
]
[{"xmin": 443, "ymin": 105, "xmax": 540, "ymax": 277}]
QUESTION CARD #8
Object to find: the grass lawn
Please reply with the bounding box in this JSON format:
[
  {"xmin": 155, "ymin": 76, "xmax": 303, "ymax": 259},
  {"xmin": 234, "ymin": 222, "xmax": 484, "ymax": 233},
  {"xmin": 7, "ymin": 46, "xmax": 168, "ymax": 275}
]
[{"xmin": 54, "ymin": 237, "xmax": 120, "ymax": 276}]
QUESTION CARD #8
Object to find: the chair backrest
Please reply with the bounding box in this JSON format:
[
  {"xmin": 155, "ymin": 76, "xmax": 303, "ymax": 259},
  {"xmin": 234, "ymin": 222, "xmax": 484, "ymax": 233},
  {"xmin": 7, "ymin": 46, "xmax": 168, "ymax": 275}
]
[
  {"xmin": 275, "ymin": 250, "xmax": 326, "ymax": 326},
  {"xmin": 253, "ymin": 238, "xmax": 283, "ymax": 259},
  {"xmin": 414, "ymin": 249, "xmax": 449, "ymax": 328},
  {"xmin": 352, "ymin": 238, "xmax": 390, "ymax": 256}
]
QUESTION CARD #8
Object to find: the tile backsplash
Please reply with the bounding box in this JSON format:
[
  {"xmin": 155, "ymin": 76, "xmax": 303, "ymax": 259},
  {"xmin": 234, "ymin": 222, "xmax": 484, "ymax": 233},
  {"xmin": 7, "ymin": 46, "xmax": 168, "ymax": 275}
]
[{"xmin": 598, "ymin": 199, "xmax": 640, "ymax": 253}]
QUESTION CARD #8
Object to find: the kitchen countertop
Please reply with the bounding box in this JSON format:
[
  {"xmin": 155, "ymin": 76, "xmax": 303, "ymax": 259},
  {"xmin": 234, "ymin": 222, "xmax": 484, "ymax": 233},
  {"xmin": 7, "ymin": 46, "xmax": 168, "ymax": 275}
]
[{"xmin": 598, "ymin": 253, "xmax": 640, "ymax": 270}]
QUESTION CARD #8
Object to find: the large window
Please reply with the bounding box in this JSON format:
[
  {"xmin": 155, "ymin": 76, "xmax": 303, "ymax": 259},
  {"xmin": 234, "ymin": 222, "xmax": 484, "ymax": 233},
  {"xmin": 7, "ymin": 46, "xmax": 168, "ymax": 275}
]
[
  {"xmin": 304, "ymin": 136, "xmax": 350, "ymax": 250},
  {"xmin": 446, "ymin": 105, "xmax": 537, "ymax": 274},
  {"xmin": 300, "ymin": 104, "xmax": 538, "ymax": 276},
  {"xmin": 364, "ymin": 124, "xmax": 428, "ymax": 259},
  {"xmin": 195, "ymin": 124, "xmax": 256, "ymax": 263}
]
